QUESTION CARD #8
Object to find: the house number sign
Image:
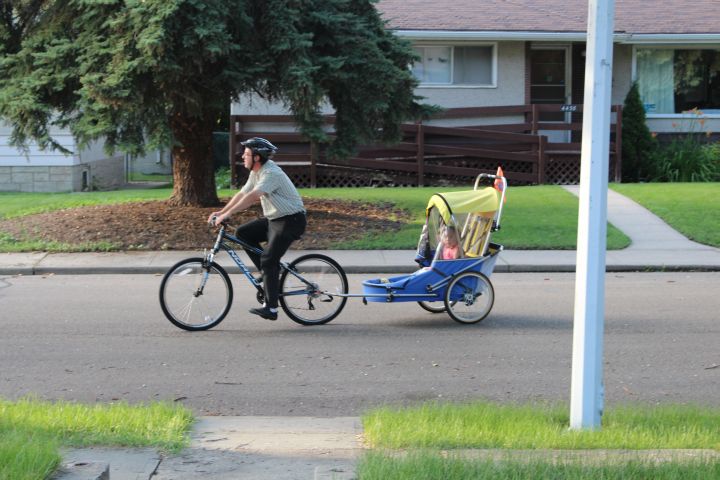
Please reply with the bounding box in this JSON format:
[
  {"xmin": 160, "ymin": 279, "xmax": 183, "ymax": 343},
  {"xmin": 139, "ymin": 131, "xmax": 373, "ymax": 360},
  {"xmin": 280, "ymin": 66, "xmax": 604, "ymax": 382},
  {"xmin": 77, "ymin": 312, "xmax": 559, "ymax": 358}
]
[{"xmin": 560, "ymin": 104, "xmax": 577, "ymax": 112}]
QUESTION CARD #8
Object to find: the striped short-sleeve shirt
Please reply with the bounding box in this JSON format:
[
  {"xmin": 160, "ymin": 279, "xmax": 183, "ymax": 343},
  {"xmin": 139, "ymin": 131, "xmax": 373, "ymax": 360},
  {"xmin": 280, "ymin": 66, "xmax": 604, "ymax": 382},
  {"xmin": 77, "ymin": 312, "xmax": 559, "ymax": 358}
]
[{"xmin": 240, "ymin": 160, "xmax": 305, "ymax": 220}]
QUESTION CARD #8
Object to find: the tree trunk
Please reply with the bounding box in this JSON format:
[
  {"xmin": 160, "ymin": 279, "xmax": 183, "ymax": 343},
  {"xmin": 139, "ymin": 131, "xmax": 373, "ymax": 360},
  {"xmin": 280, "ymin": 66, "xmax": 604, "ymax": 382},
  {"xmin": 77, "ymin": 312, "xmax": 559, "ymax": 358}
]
[{"xmin": 167, "ymin": 113, "xmax": 220, "ymax": 207}]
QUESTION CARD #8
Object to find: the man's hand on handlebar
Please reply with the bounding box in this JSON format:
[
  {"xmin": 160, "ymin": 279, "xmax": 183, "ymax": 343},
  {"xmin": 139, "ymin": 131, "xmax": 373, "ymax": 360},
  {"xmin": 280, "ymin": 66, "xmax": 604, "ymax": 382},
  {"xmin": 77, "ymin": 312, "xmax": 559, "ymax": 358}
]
[
  {"xmin": 208, "ymin": 212, "xmax": 228, "ymax": 227},
  {"xmin": 207, "ymin": 211, "xmax": 222, "ymax": 224}
]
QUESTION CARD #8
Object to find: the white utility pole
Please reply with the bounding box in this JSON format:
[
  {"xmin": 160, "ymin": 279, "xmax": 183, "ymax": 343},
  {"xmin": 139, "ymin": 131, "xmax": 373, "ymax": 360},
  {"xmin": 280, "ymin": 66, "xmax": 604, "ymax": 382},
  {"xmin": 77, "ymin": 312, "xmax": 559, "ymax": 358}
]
[{"xmin": 570, "ymin": 0, "xmax": 615, "ymax": 430}]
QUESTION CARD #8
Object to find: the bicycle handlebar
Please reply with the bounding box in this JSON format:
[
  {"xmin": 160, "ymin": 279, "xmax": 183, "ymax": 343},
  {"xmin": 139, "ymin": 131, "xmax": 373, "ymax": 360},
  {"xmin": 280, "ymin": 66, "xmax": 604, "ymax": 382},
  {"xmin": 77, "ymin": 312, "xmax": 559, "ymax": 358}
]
[{"xmin": 209, "ymin": 216, "xmax": 230, "ymax": 228}]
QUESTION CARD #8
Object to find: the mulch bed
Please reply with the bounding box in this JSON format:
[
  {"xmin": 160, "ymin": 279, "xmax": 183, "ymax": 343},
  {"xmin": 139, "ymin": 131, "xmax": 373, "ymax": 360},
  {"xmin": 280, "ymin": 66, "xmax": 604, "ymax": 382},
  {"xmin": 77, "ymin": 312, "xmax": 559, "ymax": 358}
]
[{"xmin": 0, "ymin": 199, "xmax": 410, "ymax": 250}]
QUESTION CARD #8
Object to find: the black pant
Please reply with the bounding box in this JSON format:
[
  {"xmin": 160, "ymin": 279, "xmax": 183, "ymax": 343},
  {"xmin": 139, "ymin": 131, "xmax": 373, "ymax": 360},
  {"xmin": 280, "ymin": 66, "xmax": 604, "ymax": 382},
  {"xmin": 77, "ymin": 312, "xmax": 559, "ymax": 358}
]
[{"xmin": 235, "ymin": 212, "xmax": 306, "ymax": 308}]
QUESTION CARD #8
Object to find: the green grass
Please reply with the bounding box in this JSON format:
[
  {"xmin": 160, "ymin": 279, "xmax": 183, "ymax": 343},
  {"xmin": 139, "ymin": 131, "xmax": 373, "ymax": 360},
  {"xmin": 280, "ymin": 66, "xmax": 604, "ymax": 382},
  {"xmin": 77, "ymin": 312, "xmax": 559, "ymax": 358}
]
[
  {"xmin": 611, "ymin": 183, "xmax": 720, "ymax": 247},
  {"xmin": 0, "ymin": 188, "xmax": 232, "ymax": 252},
  {"xmin": 360, "ymin": 401, "xmax": 720, "ymax": 479},
  {"xmin": 127, "ymin": 172, "xmax": 173, "ymax": 183},
  {"xmin": 491, "ymin": 186, "xmax": 629, "ymax": 249},
  {"xmin": 0, "ymin": 189, "xmax": 175, "ymax": 220},
  {"xmin": 0, "ymin": 184, "xmax": 652, "ymax": 251},
  {"xmin": 0, "ymin": 398, "xmax": 193, "ymax": 480},
  {"xmin": 0, "ymin": 431, "xmax": 60, "ymax": 480},
  {"xmin": 0, "ymin": 188, "xmax": 175, "ymax": 252},
  {"xmin": 298, "ymin": 186, "xmax": 434, "ymax": 249},
  {"xmin": 0, "ymin": 232, "xmax": 120, "ymax": 253},
  {"xmin": 358, "ymin": 453, "xmax": 720, "ymax": 480},
  {"xmin": 363, "ymin": 402, "xmax": 720, "ymax": 450},
  {"xmin": 299, "ymin": 186, "xmax": 630, "ymax": 250}
]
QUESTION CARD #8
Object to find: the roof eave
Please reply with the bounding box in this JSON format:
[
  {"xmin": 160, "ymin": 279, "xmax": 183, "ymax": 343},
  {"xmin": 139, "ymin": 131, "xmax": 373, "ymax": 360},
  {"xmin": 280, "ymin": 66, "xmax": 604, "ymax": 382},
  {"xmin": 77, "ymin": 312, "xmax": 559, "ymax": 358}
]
[
  {"xmin": 394, "ymin": 30, "xmax": 720, "ymax": 44},
  {"xmin": 394, "ymin": 30, "xmax": 589, "ymax": 42},
  {"xmin": 626, "ymin": 34, "xmax": 720, "ymax": 44}
]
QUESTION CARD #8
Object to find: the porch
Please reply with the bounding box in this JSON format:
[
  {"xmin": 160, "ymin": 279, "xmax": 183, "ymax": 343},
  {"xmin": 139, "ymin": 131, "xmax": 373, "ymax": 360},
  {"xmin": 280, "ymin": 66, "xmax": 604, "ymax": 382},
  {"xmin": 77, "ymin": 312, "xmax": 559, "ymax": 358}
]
[{"xmin": 229, "ymin": 104, "xmax": 623, "ymax": 188}]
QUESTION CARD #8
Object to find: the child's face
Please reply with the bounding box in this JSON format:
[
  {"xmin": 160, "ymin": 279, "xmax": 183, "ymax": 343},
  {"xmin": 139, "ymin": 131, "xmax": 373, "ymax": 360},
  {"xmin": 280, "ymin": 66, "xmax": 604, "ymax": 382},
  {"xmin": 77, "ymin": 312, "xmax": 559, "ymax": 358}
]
[{"xmin": 443, "ymin": 229, "xmax": 457, "ymax": 246}]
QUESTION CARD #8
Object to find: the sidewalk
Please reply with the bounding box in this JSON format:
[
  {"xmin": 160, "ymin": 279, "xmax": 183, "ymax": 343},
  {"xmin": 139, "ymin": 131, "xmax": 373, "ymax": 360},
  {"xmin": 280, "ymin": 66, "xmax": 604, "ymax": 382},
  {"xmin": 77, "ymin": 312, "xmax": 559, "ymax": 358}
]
[
  {"xmin": 58, "ymin": 417, "xmax": 361, "ymax": 480},
  {"xmin": 3, "ymin": 188, "xmax": 720, "ymax": 275}
]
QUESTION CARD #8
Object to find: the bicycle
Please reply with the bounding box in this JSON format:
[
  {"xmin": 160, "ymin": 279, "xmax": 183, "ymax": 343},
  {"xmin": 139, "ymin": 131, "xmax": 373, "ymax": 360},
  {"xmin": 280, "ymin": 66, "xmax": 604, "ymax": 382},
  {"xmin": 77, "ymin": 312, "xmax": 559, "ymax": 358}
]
[{"xmin": 159, "ymin": 220, "xmax": 349, "ymax": 331}]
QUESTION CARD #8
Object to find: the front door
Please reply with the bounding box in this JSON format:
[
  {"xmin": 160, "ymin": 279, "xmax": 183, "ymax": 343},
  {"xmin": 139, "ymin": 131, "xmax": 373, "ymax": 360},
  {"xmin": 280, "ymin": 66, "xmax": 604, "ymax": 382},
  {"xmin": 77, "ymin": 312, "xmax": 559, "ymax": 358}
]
[{"xmin": 530, "ymin": 46, "xmax": 571, "ymax": 142}]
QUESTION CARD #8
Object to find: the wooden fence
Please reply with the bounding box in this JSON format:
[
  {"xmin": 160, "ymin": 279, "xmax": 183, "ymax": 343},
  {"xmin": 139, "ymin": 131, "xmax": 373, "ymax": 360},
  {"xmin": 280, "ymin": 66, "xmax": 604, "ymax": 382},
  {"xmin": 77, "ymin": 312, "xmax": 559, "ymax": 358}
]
[{"xmin": 229, "ymin": 104, "xmax": 622, "ymax": 188}]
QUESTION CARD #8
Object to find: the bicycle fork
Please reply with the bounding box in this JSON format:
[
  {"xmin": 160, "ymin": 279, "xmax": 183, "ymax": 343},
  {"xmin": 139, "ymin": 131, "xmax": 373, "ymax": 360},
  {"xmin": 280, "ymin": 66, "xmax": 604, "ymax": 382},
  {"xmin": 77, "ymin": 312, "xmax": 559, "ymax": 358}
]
[{"xmin": 194, "ymin": 227, "xmax": 225, "ymax": 297}]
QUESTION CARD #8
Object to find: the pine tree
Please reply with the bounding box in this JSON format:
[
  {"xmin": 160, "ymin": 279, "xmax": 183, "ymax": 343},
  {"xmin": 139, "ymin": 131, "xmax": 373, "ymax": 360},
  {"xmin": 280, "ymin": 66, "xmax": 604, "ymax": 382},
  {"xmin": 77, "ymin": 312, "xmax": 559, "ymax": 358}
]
[
  {"xmin": 0, "ymin": 0, "xmax": 426, "ymax": 206},
  {"xmin": 621, "ymin": 82, "xmax": 657, "ymax": 182}
]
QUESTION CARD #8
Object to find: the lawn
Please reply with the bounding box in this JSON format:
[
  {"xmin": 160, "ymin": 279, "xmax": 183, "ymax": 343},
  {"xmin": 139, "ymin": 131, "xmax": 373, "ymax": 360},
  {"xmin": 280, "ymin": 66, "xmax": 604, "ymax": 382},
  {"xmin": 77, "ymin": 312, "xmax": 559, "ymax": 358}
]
[
  {"xmin": 3, "ymin": 183, "xmax": 718, "ymax": 251},
  {"xmin": 281, "ymin": 185, "xmax": 630, "ymax": 250},
  {"xmin": 0, "ymin": 189, "xmax": 175, "ymax": 219},
  {"xmin": 127, "ymin": 172, "xmax": 173, "ymax": 183},
  {"xmin": 363, "ymin": 402, "xmax": 720, "ymax": 450},
  {"xmin": 0, "ymin": 398, "xmax": 193, "ymax": 480},
  {"xmin": 611, "ymin": 183, "xmax": 720, "ymax": 247},
  {"xmin": 359, "ymin": 401, "xmax": 720, "ymax": 479},
  {"xmin": 0, "ymin": 185, "xmax": 624, "ymax": 251},
  {"xmin": 358, "ymin": 454, "xmax": 720, "ymax": 480}
]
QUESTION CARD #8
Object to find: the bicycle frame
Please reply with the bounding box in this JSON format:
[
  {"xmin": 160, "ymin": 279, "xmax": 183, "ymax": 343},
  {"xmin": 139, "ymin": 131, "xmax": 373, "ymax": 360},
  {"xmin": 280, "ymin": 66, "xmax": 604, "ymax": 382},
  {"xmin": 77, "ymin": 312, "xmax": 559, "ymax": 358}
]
[{"xmin": 203, "ymin": 223, "xmax": 321, "ymax": 300}]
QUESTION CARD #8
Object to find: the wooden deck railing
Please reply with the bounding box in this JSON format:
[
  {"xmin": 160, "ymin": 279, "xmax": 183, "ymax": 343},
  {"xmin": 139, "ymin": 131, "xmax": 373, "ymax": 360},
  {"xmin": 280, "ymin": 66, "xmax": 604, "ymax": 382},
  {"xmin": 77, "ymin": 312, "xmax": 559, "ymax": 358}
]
[{"xmin": 230, "ymin": 104, "xmax": 622, "ymax": 187}]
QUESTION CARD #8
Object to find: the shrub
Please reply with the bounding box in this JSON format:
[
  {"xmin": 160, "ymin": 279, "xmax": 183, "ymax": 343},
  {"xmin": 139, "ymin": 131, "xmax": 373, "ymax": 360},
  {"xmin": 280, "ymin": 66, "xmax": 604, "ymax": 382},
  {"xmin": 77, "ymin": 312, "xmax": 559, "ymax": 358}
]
[
  {"xmin": 215, "ymin": 167, "xmax": 232, "ymax": 189},
  {"xmin": 652, "ymin": 110, "xmax": 720, "ymax": 182},
  {"xmin": 621, "ymin": 82, "xmax": 657, "ymax": 182},
  {"xmin": 653, "ymin": 140, "xmax": 719, "ymax": 182}
]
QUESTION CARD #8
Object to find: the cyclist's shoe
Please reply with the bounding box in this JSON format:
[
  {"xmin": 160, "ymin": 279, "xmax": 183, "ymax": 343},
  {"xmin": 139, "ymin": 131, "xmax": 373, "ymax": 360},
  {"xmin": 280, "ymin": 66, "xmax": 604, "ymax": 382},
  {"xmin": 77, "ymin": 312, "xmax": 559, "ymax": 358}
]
[{"xmin": 249, "ymin": 306, "xmax": 277, "ymax": 321}]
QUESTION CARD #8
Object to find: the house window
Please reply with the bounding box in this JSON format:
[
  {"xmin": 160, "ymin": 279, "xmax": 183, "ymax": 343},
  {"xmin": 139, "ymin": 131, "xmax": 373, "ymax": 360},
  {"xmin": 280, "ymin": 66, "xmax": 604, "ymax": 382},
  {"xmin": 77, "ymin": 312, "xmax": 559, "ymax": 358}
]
[
  {"xmin": 412, "ymin": 45, "xmax": 494, "ymax": 86},
  {"xmin": 636, "ymin": 48, "xmax": 720, "ymax": 114}
]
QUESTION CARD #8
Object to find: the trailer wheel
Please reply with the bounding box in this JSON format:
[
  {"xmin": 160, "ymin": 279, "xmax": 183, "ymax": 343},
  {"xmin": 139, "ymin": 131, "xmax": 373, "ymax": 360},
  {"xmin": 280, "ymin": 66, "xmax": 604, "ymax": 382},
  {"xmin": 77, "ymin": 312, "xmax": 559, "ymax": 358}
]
[{"xmin": 444, "ymin": 272, "xmax": 494, "ymax": 324}]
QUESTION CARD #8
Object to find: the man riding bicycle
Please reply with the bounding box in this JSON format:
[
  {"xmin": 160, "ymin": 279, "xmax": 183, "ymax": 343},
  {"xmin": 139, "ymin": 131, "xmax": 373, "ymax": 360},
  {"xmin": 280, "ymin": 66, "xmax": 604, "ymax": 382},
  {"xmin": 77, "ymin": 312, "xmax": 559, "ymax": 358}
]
[{"xmin": 208, "ymin": 137, "xmax": 306, "ymax": 321}]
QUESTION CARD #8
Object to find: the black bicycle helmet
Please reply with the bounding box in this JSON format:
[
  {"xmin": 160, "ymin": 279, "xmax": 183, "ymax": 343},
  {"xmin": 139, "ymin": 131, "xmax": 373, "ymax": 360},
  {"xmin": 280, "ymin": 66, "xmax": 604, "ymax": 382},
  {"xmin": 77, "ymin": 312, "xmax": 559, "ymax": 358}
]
[{"xmin": 240, "ymin": 137, "xmax": 278, "ymax": 160}]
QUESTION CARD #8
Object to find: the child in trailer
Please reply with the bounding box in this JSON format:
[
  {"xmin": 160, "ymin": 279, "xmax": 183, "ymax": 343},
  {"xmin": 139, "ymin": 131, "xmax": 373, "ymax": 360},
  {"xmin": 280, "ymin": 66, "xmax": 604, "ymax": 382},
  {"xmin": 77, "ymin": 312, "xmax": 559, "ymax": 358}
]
[
  {"xmin": 437, "ymin": 225, "xmax": 461, "ymax": 260},
  {"xmin": 403, "ymin": 225, "xmax": 461, "ymax": 281}
]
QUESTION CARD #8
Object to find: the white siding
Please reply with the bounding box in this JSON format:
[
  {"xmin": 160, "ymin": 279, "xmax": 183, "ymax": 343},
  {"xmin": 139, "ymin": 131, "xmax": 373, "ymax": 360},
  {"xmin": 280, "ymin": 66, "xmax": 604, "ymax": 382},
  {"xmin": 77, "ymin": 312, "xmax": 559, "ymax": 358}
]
[
  {"xmin": 414, "ymin": 42, "xmax": 524, "ymax": 108},
  {"xmin": 77, "ymin": 138, "xmax": 107, "ymax": 163},
  {"xmin": 611, "ymin": 44, "xmax": 633, "ymax": 105},
  {"xmin": 231, "ymin": 41, "xmax": 526, "ymax": 116},
  {"xmin": 0, "ymin": 122, "xmax": 78, "ymax": 166}
]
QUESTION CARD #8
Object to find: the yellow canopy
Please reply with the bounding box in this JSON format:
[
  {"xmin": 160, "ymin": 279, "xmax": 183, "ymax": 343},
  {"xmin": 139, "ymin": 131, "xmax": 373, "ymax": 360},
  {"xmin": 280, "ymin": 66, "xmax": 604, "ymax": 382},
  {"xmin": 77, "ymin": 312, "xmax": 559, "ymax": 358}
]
[{"xmin": 426, "ymin": 188, "xmax": 500, "ymax": 224}]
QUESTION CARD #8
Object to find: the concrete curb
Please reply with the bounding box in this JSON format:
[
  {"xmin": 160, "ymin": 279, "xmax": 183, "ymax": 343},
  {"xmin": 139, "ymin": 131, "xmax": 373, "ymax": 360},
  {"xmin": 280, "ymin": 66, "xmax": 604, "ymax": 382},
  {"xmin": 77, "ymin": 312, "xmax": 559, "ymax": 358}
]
[{"xmin": 3, "ymin": 258, "xmax": 720, "ymax": 276}]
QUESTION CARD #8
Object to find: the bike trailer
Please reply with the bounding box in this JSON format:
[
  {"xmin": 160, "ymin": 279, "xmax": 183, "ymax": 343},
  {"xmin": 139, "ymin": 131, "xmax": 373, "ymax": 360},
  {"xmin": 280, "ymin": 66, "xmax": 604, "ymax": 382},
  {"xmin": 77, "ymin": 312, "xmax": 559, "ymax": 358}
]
[{"xmin": 362, "ymin": 173, "xmax": 507, "ymax": 323}]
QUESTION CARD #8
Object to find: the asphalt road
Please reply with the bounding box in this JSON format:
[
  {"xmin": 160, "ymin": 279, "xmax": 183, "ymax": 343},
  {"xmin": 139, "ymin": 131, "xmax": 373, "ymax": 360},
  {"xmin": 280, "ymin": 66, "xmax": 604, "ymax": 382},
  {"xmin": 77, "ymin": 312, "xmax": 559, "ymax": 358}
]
[{"xmin": 1, "ymin": 272, "xmax": 718, "ymax": 416}]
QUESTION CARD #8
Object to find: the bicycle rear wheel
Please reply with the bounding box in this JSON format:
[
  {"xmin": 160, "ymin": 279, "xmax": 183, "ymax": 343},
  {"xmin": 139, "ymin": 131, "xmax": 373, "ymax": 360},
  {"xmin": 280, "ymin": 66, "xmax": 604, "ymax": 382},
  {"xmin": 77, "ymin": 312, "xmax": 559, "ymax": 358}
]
[
  {"xmin": 279, "ymin": 254, "xmax": 348, "ymax": 325},
  {"xmin": 159, "ymin": 258, "xmax": 233, "ymax": 331}
]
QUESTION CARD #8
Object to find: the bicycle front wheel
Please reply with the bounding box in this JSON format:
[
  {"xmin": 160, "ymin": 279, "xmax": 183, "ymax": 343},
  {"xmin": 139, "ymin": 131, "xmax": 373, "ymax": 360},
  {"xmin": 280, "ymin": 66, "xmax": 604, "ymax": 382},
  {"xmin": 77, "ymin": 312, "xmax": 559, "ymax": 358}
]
[
  {"xmin": 159, "ymin": 258, "xmax": 233, "ymax": 331},
  {"xmin": 279, "ymin": 254, "xmax": 348, "ymax": 326}
]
